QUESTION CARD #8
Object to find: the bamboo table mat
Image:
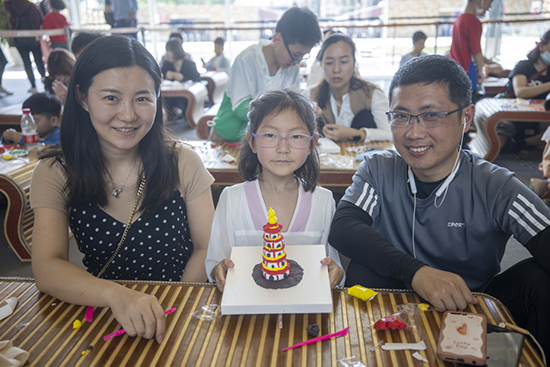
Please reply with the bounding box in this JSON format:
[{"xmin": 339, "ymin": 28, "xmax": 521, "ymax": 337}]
[{"xmin": 0, "ymin": 278, "xmax": 543, "ymax": 367}]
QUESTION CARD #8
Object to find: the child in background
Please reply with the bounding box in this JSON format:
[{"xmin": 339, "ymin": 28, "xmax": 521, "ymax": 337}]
[
  {"xmin": 46, "ymin": 48, "xmax": 75, "ymax": 104},
  {"xmin": 42, "ymin": 0, "xmax": 70, "ymax": 50},
  {"xmin": 210, "ymin": 7, "xmax": 322, "ymax": 143},
  {"xmin": 205, "ymin": 89, "xmax": 344, "ymax": 292},
  {"xmin": 202, "ymin": 37, "xmax": 231, "ymax": 74},
  {"xmin": 1, "ymin": 93, "xmax": 61, "ymax": 145},
  {"xmin": 400, "ymin": 31, "xmax": 427, "ymax": 67}
]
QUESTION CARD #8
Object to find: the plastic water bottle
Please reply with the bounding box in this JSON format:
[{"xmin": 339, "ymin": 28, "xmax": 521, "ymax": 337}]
[{"xmin": 20, "ymin": 108, "xmax": 41, "ymax": 149}]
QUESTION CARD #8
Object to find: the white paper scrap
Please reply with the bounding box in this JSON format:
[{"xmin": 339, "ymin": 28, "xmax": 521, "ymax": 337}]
[
  {"xmin": 221, "ymin": 154, "xmax": 236, "ymax": 163},
  {"xmin": 412, "ymin": 352, "xmax": 429, "ymax": 363},
  {"xmin": 381, "ymin": 340, "xmax": 426, "ymax": 351},
  {"xmin": 0, "ymin": 298, "xmax": 18, "ymax": 321}
]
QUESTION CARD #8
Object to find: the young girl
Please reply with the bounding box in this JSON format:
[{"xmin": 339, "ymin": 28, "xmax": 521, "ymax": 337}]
[{"xmin": 205, "ymin": 89, "xmax": 344, "ymax": 292}]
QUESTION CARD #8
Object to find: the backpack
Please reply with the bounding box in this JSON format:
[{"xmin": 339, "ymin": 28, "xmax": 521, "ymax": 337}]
[{"xmin": 9, "ymin": 2, "xmax": 39, "ymax": 48}]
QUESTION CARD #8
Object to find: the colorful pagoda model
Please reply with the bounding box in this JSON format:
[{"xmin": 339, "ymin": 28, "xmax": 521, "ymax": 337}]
[{"xmin": 261, "ymin": 208, "xmax": 291, "ymax": 281}]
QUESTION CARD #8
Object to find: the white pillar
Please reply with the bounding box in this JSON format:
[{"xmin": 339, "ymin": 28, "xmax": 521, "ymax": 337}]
[
  {"xmin": 147, "ymin": 0, "xmax": 158, "ymax": 59},
  {"xmin": 69, "ymin": 0, "xmax": 80, "ymax": 28}
]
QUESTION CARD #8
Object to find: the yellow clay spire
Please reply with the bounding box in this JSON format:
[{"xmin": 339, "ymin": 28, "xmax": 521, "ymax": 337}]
[{"xmin": 268, "ymin": 207, "xmax": 277, "ymax": 225}]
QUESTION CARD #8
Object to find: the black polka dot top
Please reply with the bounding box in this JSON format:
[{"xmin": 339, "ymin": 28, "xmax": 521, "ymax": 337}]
[{"xmin": 70, "ymin": 190, "xmax": 193, "ymax": 281}]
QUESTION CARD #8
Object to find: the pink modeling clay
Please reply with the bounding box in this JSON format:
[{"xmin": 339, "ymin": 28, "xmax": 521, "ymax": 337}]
[
  {"xmin": 85, "ymin": 306, "xmax": 95, "ymax": 323},
  {"xmin": 281, "ymin": 327, "xmax": 349, "ymax": 351},
  {"xmin": 103, "ymin": 308, "xmax": 177, "ymax": 341}
]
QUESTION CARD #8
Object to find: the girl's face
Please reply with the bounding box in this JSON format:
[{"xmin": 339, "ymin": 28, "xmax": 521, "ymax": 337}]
[
  {"xmin": 247, "ymin": 109, "xmax": 315, "ymax": 182},
  {"xmin": 166, "ymin": 50, "xmax": 175, "ymax": 63},
  {"xmin": 322, "ymin": 41, "xmax": 354, "ymax": 92},
  {"xmin": 78, "ymin": 65, "xmax": 158, "ymax": 155},
  {"xmin": 54, "ymin": 74, "xmax": 71, "ymax": 86}
]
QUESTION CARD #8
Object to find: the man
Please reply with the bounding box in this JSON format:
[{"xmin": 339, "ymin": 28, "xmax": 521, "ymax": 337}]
[
  {"xmin": 202, "ymin": 37, "xmax": 231, "ymax": 74},
  {"xmin": 111, "ymin": 0, "xmax": 138, "ymax": 38},
  {"xmin": 399, "ymin": 31, "xmax": 427, "ymax": 67},
  {"xmin": 449, "ymin": 0, "xmax": 508, "ymax": 83},
  {"xmin": 329, "ymin": 55, "xmax": 550, "ymax": 357},
  {"xmin": 3, "ymin": 0, "xmax": 46, "ymax": 93},
  {"xmin": 210, "ymin": 7, "xmax": 321, "ymax": 142}
]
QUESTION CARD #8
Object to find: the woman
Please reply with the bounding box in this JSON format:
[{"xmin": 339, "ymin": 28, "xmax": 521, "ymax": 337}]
[
  {"xmin": 160, "ymin": 39, "xmax": 201, "ymax": 120},
  {"xmin": 308, "ymin": 34, "xmax": 391, "ymax": 143},
  {"xmin": 30, "ymin": 36, "xmax": 215, "ymax": 343},
  {"xmin": 46, "ymin": 48, "xmax": 75, "ymax": 104},
  {"xmin": 499, "ymin": 30, "xmax": 550, "ymax": 152}
]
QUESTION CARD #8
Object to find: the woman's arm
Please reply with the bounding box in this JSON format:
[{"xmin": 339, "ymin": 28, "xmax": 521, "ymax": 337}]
[
  {"xmin": 513, "ymin": 74, "xmax": 550, "ymax": 99},
  {"xmin": 32, "ymin": 208, "xmax": 167, "ymax": 343},
  {"xmin": 181, "ymin": 187, "xmax": 215, "ymax": 282},
  {"xmin": 361, "ymin": 88, "xmax": 392, "ymax": 143}
]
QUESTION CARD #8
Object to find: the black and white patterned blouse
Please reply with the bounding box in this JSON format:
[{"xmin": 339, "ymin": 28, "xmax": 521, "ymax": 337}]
[{"xmin": 70, "ymin": 190, "xmax": 193, "ymax": 281}]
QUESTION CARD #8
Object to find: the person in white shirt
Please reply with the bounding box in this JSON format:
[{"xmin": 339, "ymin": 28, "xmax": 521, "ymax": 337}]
[
  {"xmin": 205, "ymin": 89, "xmax": 344, "ymax": 292},
  {"xmin": 308, "ymin": 34, "xmax": 392, "ymax": 143},
  {"xmin": 399, "ymin": 31, "xmax": 427, "ymax": 67},
  {"xmin": 202, "ymin": 37, "xmax": 231, "ymax": 74}
]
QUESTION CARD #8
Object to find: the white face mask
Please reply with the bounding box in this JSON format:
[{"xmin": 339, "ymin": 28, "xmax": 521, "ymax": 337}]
[
  {"xmin": 476, "ymin": 0, "xmax": 489, "ymax": 16},
  {"xmin": 541, "ymin": 51, "xmax": 550, "ymax": 65}
]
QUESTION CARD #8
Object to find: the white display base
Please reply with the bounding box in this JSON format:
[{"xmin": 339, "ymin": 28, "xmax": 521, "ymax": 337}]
[{"xmin": 221, "ymin": 245, "xmax": 333, "ymax": 315}]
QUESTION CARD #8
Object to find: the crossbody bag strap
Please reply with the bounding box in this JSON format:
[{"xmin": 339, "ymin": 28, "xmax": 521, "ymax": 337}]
[
  {"xmin": 97, "ymin": 173, "xmax": 146, "ymax": 279},
  {"xmin": 527, "ymin": 66, "xmax": 549, "ymax": 84}
]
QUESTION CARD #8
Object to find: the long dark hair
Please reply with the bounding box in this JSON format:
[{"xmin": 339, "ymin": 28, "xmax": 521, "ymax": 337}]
[
  {"xmin": 527, "ymin": 30, "xmax": 550, "ymax": 62},
  {"xmin": 316, "ymin": 34, "xmax": 371, "ymax": 109},
  {"xmin": 239, "ymin": 89, "xmax": 320, "ymax": 192},
  {"xmin": 43, "ymin": 35, "xmax": 179, "ymax": 212}
]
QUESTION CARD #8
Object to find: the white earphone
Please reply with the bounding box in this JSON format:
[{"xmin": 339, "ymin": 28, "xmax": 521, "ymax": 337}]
[
  {"xmin": 463, "ymin": 117, "xmax": 468, "ymax": 132},
  {"xmin": 408, "ymin": 166, "xmax": 417, "ymax": 194}
]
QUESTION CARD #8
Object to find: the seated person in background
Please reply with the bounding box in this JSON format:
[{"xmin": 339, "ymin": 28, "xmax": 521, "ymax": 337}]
[
  {"xmin": 2, "ymin": 93, "xmax": 61, "ymax": 145},
  {"xmin": 159, "ymin": 31, "xmax": 185, "ymax": 70},
  {"xmin": 308, "ymin": 34, "xmax": 391, "ymax": 143},
  {"xmin": 498, "ymin": 30, "xmax": 550, "ymax": 152},
  {"xmin": 329, "ymin": 55, "xmax": 550, "ymax": 358},
  {"xmin": 71, "ymin": 32, "xmax": 102, "ymax": 59},
  {"xmin": 41, "ymin": 0, "xmax": 70, "ymax": 50},
  {"xmin": 31, "ymin": 36, "xmax": 215, "ymax": 344},
  {"xmin": 210, "ymin": 7, "xmax": 322, "ymax": 143},
  {"xmin": 201, "ymin": 37, "xmax": 231, "ymax": 74},
  {"xmin": 206, "ymin": 89, "xmax": 343, "ymax": 292},
  {"xmin": 45, "ymin": 48, "xmax": 75, "ymax": 104},
  {"xmin": 307, "ymin": 28, "xmax": 339, "ymax": 87},
  {"xmin": 400, "ymin": 31, "xmax": 426, "ymax": 67},
  {"xmin": 161, "ymin": 39, "xmax": 201, "ymax": 120}
]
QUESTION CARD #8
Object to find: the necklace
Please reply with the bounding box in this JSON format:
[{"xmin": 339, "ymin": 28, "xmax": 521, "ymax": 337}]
[{"xmin": 107, "ymin": 159, "xmax": 139, "ymax": 198}]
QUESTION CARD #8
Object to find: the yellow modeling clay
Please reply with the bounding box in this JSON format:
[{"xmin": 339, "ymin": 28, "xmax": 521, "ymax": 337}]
[
  {"xmin": 348, "ymin": 285, "xmax": 377, "ymax": 301},
  {"xmin": 418, "ymin": 303, "xmax": 430, "ymax": 311},
  {"xmin": 73, "ymin": 319, "xmax": 82, "ymax": 329}
]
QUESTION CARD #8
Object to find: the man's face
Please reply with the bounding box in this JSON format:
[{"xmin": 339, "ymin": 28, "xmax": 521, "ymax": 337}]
[
  {"xmin": 214, "ymin": 44, "xmax": 223, "ymax": 56},
  {"xmin": 389, "ymin": 82, "xmax": 473, "ymax": 182},
  {"xmin": 476, "ymin": 0, "xmax": 494, "ymax": 16},
  {"xmin": 413, "ymin": 39, "xmax": 426, "ymax": 54}
]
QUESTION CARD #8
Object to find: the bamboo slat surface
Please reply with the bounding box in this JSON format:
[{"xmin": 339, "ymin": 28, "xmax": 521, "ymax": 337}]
[{"xmin": 0, "ymin": 278, "xmax": 544, "ymax": 367}]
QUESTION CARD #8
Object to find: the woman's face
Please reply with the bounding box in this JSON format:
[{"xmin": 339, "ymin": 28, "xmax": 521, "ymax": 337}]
[
  {"xmin": 322, "ymin": 41, "xmax": 354, "ymax": 92},
  {"xmin": 78, "ymin": 65, "xmax": 158, "ymax": 155},
  {"xmin": 54, "ymin": 74, "xmax": 71, "ymax": 86},
  {"xmin": 166, "ymin": 50, "xmax": 175, "ymax": 63}
]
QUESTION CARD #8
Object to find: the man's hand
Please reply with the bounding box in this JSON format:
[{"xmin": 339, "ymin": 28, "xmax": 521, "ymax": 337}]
[
  {"xmin": 212, "ymin": 258, "xmax": 234, "ymax": 293},
  {"xmin": 411, "ymin": 266, "xmax": 478, "ymax": 312}
]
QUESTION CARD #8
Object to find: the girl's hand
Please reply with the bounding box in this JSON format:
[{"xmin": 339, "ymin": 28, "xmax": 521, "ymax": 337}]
[
  {"xmin": 107, "ymin": 287, "xmax": 167, "ymax": 344},
  {"xmin": 173, "ymin": 72, "xmax": 184, "ymax": 82},
  {"xmin": 321, "ymin": 257, "xmax": 344, "ymax": 289},
  {"xmin": 322, "ymin": 124, "xmax": 356, "ymax": 142},
  {"xmin": 52, "ymin": 80, "xmax": 68, "ymax": 104},
  {"xmin": 212, "ymin": 258, "xmax": 234, "ymax": 293}
]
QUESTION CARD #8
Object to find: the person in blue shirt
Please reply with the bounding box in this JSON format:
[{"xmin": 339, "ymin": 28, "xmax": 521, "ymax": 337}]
[{"xmin": 2, "ymin": 93, "xmax": 61, "ymax": 146}]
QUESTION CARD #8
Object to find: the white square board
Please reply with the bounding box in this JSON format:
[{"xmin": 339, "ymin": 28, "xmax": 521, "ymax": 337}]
[{"xmin": 221, "ymin": 245, "xmax": 333, "ymax": 315}]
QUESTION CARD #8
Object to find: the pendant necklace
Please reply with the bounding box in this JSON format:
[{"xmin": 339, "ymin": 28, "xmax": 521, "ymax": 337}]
[{"xmin": 107, "ymin": 159, "xmax": 139, "ymax": 198}]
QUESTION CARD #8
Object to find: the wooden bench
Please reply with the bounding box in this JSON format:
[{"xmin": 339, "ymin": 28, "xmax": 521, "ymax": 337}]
[
  {"xmin": 201, "ymin": 71, "xmax": 229, "ymax": 105},
  {"xmin": 469, "ymin": 99, "xmax": 550, "ymax": 162},
  {"xmin": 0, "ymin": 153, "xmax": 40, "ymax": 261},
  {"xmin": 161, "ymin": 82, "xmax": 208, "ymax": 129},
  {"xmin": 196, "ymin": 103, "xmax": 221, "ymax": 139}
]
